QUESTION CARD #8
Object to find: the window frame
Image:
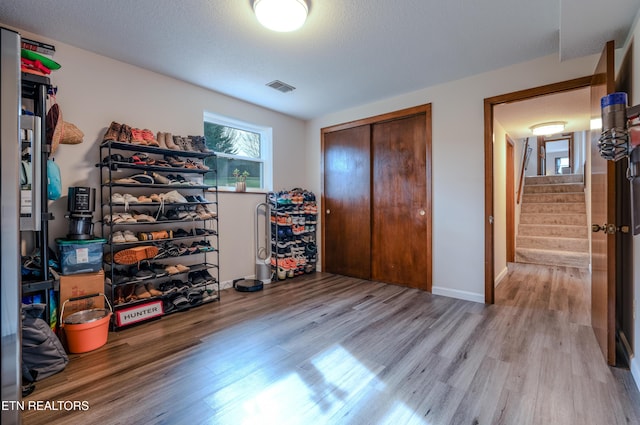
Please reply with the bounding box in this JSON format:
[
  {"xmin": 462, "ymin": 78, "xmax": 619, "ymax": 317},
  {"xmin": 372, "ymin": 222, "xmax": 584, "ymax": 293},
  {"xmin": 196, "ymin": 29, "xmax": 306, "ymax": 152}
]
[{"xmin": 203, "ymin": 111, "xmax": 273, "ymax": 192}]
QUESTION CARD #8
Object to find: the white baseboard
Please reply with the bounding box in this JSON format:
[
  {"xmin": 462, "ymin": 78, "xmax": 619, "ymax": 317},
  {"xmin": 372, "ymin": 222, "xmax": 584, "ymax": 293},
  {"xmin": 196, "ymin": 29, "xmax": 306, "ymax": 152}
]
[
  {"xmin": 494, "ymin": 266, "xmax": 508, "ymax": 287},
  {"xmin": 631, "ymin": 357, "xmax": 640, "ymax": 392},
  {"xmin": 432, "ymin": 286, "xmax": 484, "ymax": 304}
]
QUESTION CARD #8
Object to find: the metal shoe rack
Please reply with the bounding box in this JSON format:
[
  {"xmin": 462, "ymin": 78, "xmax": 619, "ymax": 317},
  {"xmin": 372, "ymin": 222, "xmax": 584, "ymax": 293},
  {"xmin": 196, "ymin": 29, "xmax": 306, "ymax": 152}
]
[
  {"xmin": 99, "ymin": 139, "xmax": 219, "ymax": 328},
  {"xmin": 20, "ymin": 73, "xmax": 57, "ymax": 325},
  {"xmin": 268, "ymin": 188, "xmax": 317, "ymax": 281}
]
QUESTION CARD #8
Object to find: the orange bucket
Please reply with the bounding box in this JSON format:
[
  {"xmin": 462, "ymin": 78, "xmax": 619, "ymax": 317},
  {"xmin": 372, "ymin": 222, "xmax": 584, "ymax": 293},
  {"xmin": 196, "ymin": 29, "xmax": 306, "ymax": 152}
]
[{"xmin": 61, "ymin": 294, "xmax": 112, "ymax": 354}]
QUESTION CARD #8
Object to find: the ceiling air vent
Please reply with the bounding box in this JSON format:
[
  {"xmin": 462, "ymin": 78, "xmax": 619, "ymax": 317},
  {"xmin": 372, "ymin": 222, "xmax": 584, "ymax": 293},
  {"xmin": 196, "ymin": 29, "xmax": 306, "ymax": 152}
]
[{"xmin": 266, "ymin": 80, "xmax": 296, "ymax": 93}]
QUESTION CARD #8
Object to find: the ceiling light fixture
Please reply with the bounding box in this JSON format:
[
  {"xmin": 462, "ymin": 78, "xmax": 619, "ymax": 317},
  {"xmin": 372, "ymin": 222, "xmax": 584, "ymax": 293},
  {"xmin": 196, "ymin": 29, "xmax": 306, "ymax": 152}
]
[
  {"xmin": 530, "ymin": 121, "xmax": 566, "ymax": 136},
  {"xmin": 254, "ymin": 0, "xmax": 308, "ymax": 32}
]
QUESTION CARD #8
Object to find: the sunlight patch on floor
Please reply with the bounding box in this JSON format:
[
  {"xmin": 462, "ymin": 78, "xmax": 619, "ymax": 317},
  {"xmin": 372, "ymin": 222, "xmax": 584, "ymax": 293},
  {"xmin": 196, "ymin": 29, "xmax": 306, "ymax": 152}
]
[
  {"xmin": 228, "ymin": 345, "xmax": 384, "ymax": 424},
  {"xmin": 377, "ymin": 400, "xmax": 431, "ymax": 425}
]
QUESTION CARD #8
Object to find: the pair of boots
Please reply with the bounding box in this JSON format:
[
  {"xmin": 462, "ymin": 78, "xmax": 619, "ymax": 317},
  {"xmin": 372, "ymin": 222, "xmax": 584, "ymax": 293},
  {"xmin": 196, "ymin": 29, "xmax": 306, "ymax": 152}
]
[
  {"xmin": 103, "ymin": 121, "xmax": 131, "ymax": 144},
  {"xmin": 115, "ymin": 284, "xmax": 162, "ymax": 304}
]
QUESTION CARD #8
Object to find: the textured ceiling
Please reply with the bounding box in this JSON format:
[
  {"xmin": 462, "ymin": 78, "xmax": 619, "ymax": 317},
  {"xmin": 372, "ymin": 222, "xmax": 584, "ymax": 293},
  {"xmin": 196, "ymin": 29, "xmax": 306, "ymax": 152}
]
[
  {"xmin": 495, "ymin": 88, "xmax": 591, "ymax": 140},
  {"xmin": 0, "ymin": 0, "xmax": 638, "ymax": 120}
]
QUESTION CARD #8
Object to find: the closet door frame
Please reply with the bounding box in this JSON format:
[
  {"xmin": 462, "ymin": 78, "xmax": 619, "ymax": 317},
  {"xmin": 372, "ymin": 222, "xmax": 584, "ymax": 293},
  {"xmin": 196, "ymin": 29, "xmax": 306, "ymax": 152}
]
[{"xmin": 321, "ymin": 104, "xmax": 433, "ymax": 290}]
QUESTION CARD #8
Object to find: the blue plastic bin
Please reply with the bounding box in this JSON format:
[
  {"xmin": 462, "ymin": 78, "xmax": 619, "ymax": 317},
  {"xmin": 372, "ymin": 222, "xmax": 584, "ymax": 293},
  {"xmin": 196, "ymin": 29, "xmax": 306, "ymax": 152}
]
[{"xmin": 56, "ymin": 238, "xmax": 106, "ymax": 275}]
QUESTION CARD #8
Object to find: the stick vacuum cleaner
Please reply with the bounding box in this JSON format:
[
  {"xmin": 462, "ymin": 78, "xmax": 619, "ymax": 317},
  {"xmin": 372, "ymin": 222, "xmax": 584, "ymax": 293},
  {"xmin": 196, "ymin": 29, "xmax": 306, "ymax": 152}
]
[{"xmin": 233, "ymin": 202, "xmax": 271, "ymax": 292}]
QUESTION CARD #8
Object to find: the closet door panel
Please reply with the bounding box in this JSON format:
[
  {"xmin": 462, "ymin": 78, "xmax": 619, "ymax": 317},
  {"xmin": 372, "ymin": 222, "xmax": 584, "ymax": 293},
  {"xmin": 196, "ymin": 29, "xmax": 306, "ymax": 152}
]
[
  {"xmin": 323, "ymin": 125, "xmax": 371, "ymax": 279},
  {"xmin": 371, "ymin": 114, "xmax": 429, "ymax": 289}
]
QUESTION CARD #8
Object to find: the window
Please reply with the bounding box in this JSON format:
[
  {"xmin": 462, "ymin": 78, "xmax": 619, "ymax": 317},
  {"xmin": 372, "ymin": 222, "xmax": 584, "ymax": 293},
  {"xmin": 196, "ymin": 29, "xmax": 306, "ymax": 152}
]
[
  {"xmin": 203, "ymin": 112, "xmax": 272, "ymax": 191},
  {"xmin": 555, "ymin": 156, "xmax": 569, "ymax": 174}
]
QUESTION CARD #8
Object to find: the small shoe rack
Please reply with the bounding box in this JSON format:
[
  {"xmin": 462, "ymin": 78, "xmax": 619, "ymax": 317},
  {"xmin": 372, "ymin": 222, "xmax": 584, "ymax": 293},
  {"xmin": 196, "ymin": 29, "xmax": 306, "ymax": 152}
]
[
  {"xmin": 99, "ymin": 139, "xmax": 219, "ymax": 328},
  {"xmin": 268, "ymin": 189, "xmax": 317, "ymax": 281}
]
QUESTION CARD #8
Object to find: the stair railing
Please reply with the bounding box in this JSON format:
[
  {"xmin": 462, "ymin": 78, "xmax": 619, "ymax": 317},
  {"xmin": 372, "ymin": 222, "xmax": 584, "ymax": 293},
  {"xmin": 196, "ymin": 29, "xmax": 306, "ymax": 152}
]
[{"xmin": 517, "ymin": 139, "xmax": 532, "ymax": 204}]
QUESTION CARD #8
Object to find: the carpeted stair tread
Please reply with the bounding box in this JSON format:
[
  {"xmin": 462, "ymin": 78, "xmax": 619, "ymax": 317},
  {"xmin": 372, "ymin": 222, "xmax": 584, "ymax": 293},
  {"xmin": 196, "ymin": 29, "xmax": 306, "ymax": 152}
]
[
  {"xmin": 515, "ymin": 247, "xmax": 589, "ymax": 268},
  {"xmin": 516, "ymin": 235, "xmax": 588, "ymax": 252},
  {"xmin": 521, "ymin": 202, "xmax": 586, "ymax": 214},
  {"xmin": 516, "ymin": 173, "xmax": 588, "ymax": 268},
  {"xmin": 518, "ymin": 224, "xmax": 588, "ymax": 238}
]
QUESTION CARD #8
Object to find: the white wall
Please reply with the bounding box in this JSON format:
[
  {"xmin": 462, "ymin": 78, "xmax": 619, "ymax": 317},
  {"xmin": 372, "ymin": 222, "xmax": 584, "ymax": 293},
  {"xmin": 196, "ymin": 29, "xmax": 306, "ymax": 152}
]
[
  {"xmin": 307, "ymin": 53, "xmax": 599, "ymax": 303},
  {"xmin": 621, "ymin": 7, "xmax": 640, "ymax": 391},
  {"xmin": 8, "ymin": 26, "xmax": 308, "ymax": 287},
  {"xmin": 493, "ymin": 121, "xmax": 508, "ymax": 284}
]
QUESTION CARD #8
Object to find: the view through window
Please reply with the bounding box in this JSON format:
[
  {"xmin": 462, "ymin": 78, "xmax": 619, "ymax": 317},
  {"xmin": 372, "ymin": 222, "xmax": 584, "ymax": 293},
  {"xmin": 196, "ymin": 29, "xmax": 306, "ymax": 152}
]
[{"xmin": 203, "ymin": 112, "xmax": 272, "ymax": 190}]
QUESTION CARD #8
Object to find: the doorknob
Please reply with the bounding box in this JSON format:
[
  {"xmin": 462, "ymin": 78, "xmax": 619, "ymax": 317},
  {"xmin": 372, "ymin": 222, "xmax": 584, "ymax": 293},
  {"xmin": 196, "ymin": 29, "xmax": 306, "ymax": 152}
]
[
  {"xmin": 592, "ymin": 223, "xmax": 630, "ymax": 234},
  {"xmin": 419, "ymin": 209, "xmax": 425, "ymax": 216},
  {"xmin": 326, "ymin": 209, "xmax": 330, "ymax": 215}
]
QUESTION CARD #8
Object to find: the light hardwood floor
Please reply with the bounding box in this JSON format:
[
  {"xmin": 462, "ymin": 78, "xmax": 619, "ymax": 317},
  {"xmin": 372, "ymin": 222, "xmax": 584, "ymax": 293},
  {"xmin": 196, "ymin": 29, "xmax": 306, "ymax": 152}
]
[{"xmin": 22, "ymin": 264, "xmax": 640, "ymax": 424}]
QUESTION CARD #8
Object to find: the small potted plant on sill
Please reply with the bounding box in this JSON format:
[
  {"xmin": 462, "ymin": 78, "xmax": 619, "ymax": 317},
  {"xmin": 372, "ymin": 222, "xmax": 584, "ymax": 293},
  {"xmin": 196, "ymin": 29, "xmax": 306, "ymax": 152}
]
[{"xmin": 233, "ymin": 168, "xmax": 249, "ymax": 192}]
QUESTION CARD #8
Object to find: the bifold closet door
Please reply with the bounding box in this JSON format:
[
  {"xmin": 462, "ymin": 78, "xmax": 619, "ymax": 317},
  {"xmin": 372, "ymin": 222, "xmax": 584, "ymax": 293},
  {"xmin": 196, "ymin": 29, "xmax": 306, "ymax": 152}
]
[
  {"xmin": 323, "ymin": 125, "xmax": 371, "ymax": 279},
  {"xmin": 371, "ymin": 114, "xmax": 429, "ymax": 289}
]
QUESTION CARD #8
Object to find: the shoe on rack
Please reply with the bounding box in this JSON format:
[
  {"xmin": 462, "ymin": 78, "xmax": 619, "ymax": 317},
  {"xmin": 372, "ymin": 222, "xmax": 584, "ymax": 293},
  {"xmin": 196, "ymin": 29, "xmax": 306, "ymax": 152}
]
[
  {"xmin": 131, "ymin": 128, "xmax": 147, "ymax": 145},
  {"xmin": 146, "ymin": 283, "xmax": 163, "ymax": 297},
  {"xmin": 131, "ymin": 264, "xmax": 155, "ymax": 280},
  {"xmin": 122, "ymin": 193, "xmax": 139, "ymax": 206},
  {"xmin": 118, "ymin": 124, "xmax": 132, "ymax": 143},
  {"xmin": 151, "ymin": 172, "xmax": 171, "ymax": 185},
  {"xmin": 164, "ymin": 133, "xmax": 180, "ymax": 150},
  {"xmin": 141, "ymin": 129, "xmax": 160, "ymax": 147},
  {"xmin": 156, "ymin": 132, "xmax": 166, "ymax": 149},
  {"xmin": 102, "ymin": 121, "xmax": 122, "ymax": 144},
  {"xmin": 114, "ymin": 246, "xmax": 160, "ymax": 265},
  {"xmin": 111, "ymin": 231, "xmax": 126, "ymax": 244},
  {"xmin": 181, "ymin": 136, "xmax": 196, "ymax": 151},
  {"xmin": 134, "ymin": 284, "xmax": 151, "ymax": 299},
  {"xmin": 189, "ymin": 135, "xmax": 212, "ymax": 153},
  {"xmin": 138, "ymin": 229, "xmax": 172, "ymax": 241},
  {"xmin": 165, "ymin": 155, "xmax": 186, "ymax": 167},
  {"xmin": 123, "ymin": 230, "xmax": 139, "ymax": 242},
  {"xmin": 161, "ymin": 190, "xmax": 188, "ymax": 203},
  {"xmin": 111, "ymin": 192, "xmax": 125, "ymax": 203}
]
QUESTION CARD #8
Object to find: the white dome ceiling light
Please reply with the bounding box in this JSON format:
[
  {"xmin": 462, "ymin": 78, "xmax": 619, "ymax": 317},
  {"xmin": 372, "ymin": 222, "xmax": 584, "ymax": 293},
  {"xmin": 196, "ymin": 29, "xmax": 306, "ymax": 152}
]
[
  {"xmin": 530, "ymin": 121, "xmax": 566, "ymax": 136},
  {"xmin": 254, "ymin": 0, "xmax": 309, "ymax": 32}
]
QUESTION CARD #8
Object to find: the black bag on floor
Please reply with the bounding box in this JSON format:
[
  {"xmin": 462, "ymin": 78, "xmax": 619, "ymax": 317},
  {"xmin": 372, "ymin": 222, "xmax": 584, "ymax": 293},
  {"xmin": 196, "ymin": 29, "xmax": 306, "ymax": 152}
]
[{"xmin": 22, "ymin": 304, "xmax": 68, "ymax": 381}]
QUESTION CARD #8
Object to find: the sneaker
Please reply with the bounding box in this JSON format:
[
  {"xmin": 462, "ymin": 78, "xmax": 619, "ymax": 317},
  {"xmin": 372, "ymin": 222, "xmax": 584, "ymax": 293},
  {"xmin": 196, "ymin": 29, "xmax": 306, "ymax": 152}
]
[
  {"xmin": 131, "ymin": 128, "xmax": 146, "ymax": 145},
  {"xmin": 152, "ymin": 173, "xmax": 171, "ymax": 185},
  {"xmin": 111, "ymin": 231, "xmax": 126, "ymax": 244},
  {"xmin": 129, "ymin": 174, "xmax": 155, "ymax": 184},
  {"xmin": 123, "ymin": 193, "xmax": 139, "ymax": 206},
  {"xmin": 111, "ymin": 193, "xmax": 125, "ymax": 203},
  {"xmin": 141, "ymin": 129, "xmax": 160, "ymax": 147},
  {"xmin": 123, "ymin": 230, "xmax": 139, "ymax": 242},
  {"xmin": 161, "ymin": 190, "xmax": 188, "ymax": 203}
]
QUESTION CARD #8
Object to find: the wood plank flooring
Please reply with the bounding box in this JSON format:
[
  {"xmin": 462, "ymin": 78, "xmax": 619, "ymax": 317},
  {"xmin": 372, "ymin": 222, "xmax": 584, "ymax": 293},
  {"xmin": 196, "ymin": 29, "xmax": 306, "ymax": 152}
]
[{"xmin": 21, "ymin": 264, "xmax": 640, "ymax": 424}]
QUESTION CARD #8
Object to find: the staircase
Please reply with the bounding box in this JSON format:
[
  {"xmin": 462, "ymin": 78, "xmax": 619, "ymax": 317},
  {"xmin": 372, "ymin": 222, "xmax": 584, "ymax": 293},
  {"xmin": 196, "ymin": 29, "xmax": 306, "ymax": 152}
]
[{"xmin": 515, "ymin": 174, "xmax": 589, "ymax": 268}]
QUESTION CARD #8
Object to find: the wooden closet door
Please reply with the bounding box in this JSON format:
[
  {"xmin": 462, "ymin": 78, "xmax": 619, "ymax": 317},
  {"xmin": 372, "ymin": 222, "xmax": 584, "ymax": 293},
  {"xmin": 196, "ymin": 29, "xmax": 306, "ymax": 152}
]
[
  {"xmin": 371, "ymin": 114, "xmax": 429, "ymax": 289},
  {"xmin": 323, "ymin": 125, "xmax": 371, "ymax": 279}
]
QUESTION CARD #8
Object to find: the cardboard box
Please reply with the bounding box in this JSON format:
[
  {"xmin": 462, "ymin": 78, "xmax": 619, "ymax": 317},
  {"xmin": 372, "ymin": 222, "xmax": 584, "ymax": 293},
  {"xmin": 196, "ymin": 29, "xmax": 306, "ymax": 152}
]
[{"xmin": 59, "ymin": 270, "xmax": 105, "ymax": 322}]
